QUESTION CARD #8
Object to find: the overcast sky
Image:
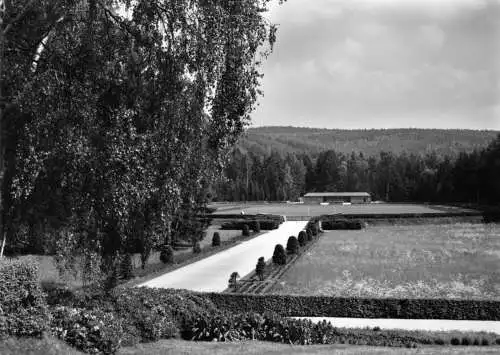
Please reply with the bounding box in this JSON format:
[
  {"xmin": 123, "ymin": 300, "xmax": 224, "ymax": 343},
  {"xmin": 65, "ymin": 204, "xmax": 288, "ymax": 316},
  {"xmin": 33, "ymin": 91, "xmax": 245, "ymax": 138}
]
[{"xmin": 251, "ymin": 0, "xmax": 500, "ymax": 130}]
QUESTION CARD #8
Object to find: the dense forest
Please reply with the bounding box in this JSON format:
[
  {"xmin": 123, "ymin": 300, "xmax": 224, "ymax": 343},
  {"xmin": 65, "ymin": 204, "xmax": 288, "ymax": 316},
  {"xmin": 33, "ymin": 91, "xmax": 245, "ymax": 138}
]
[
  {"xmin": 238, "ymin": 127, "xmax": 498, "ymax": 157},
  {"xmin": 215, "ymin": 132, "xmax": 500, "ymax": 205}
]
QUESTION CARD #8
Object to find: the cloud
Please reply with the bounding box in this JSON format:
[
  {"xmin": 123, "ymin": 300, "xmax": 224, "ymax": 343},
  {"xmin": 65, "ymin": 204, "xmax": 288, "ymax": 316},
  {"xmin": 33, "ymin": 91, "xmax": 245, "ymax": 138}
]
[
  {"xmin": 344, "ymin": 37, "xmax": 364, "ymax": 57},
  {"xmin": 253, "ymin": 0, "xmax": 499, "ymax": 130},
  {"xmin": 419, "ymin": 24, "xmax": 446, "ymax": 49}
]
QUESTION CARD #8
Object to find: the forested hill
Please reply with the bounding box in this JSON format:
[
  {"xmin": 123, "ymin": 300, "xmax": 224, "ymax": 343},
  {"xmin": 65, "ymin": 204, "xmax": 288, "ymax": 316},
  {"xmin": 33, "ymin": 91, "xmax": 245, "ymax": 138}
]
[{"xmin": 238, "ymin": 126, "xmax": 498, "ymax": 157}]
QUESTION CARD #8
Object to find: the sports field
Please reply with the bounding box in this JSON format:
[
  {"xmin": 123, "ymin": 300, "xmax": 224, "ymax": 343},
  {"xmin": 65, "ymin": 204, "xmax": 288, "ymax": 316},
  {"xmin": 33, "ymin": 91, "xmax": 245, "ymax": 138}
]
[
  {"xmin": 270, "ymin": 222, "xmax": 500, "ymax": 300},
  {"xmin": 210, "ymin": 202, "xmax": 473, "ymax": 217}
]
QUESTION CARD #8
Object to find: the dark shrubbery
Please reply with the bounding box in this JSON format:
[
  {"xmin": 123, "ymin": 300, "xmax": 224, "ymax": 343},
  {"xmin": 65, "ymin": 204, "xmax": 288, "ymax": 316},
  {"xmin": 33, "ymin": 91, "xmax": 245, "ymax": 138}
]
[
  {"xmin": 286, "ymin": 236, "xmax": 299, "ymax": 255},
  {"xmin": 450, "ymin": 337, "xmax": 460, "ymax": 345},
  {"xmin": 0, "ymin": 258, "xmax": 50, "ymax": 338},
  {"xmin": 298, "ymin": 231, "xmax": 307, "ymax": 246},
  {"xmin": 256, "ymin": 257, "xmax": 266, "ymax": 281},
  {"xmin": 242, "ymin": 224, "xmax": 250, "ymax": 237},
  {"xmin": 193, "ymin": 241, "xmax": 202, "ymax": 254},
  {"xmin": 212, "ymin": 232, "xmax": 221, "ymax": 247},
  {"xmin": 253, "ymin": 220, "xmax": 261, "ymax": 233},
  {"xmin": 461, "ymin": 336, "xmax": 471, "ymax": 346},
  {"xmin": 159, "ymin": 245, "xmax": 174, "ymax": 264},
  {"xmin": 221, "ymin": 220, "xmax": 279, "ymax": 231},
  {"xmin": 119, "ymin": 253, "xmax": 134, "ymax": 280},
  {"xmin": 321, "ymin": 219, "xmax": 364, "ymax": 230},
  {"xmin": 272, "ymin": 244, "xmax": 287, "ymax": 265}
]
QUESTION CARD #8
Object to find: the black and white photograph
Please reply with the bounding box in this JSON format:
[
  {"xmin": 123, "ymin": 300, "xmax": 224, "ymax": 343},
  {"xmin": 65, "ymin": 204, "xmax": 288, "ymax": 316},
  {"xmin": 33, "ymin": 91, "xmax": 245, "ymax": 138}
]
[{"xmin": 0, "ymin": 0, "xmax": 499, "ymax": 354}]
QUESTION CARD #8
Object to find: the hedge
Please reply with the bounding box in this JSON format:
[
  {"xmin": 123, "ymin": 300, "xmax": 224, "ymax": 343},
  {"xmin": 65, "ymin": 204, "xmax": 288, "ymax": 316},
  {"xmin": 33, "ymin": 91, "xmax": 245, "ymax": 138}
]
[
  {"xmin": 318, "ymin": 212, "xmax": 482, "ymax": 220},
  {"xmin": 203, "ymin": 293, "xmax": 500, "ymax": 321},
  {"xmin": 0, "ymin": 258, "xmax": 50, "ymax": 338},
  {"xmin": 211, "ymin": 214, "xmax": 284, "ymax": 222},
  {"xmin": 45, "ymin": 286, "xmax": 500, "ymax": 352},
  {"xmin": 321, "ymin": 219, "xmax": 364, "ymax": 230},
  {"xmin": 220, "ymin": 220, "xmax": 279, "ymax": 230}
]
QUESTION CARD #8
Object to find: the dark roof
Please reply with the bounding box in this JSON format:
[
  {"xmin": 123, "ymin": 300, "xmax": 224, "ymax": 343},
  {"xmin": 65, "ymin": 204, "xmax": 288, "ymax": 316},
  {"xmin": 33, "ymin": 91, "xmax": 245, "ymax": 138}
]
[{"xmin": 303, "ymin": 192, "xmax": 371, "ymax": 197}]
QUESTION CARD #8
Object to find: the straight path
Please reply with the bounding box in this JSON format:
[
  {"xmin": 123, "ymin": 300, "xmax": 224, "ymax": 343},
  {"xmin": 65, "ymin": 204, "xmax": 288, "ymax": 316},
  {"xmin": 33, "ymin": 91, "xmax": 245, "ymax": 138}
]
[
  {"xmin": 139, "ymin": 221, "xmax": 307, "ymax": 292},
  {"xmin": 294, "ymin": 317, "xmax": 500, "ymax": 335}
]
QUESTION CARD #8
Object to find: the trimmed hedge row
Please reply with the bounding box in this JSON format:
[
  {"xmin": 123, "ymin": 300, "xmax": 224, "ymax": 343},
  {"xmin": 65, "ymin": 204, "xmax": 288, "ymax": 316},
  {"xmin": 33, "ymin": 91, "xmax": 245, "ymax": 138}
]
[
  {"xmin": 203, "ymin": 293, "xmax": 500, "ymax": 321},
  {"xmin": 213, "ymin": 214, "xmax": 285, "ymax": 224},
  {"xmin": 318, "ymin": 212, "xmax": 482, "ymax": 220},
  {"xmin": 0, "ymin": 258, "xmax": 50, "ymax": 338},
  {"xmin": 220, "ymin": 220, "xmax": 280, "ymax": 230},
  {"xmin": 321, "ymin": 219, "xmax": 364, "ymax": 230}
]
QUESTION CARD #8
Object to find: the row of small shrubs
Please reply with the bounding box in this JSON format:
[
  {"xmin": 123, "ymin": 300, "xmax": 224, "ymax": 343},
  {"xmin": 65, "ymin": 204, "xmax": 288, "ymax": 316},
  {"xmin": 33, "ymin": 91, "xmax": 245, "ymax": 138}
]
[
  {"xmin": 204, "ymin": 293, "xmax": 500, "ymax": 321},
  {"xmin": 269, "ymin": 221, "xmax": 319, "ymax": 271},
  {"xmin": 220, "ymin": 219, "xmax": 278, "ymax": 231}
]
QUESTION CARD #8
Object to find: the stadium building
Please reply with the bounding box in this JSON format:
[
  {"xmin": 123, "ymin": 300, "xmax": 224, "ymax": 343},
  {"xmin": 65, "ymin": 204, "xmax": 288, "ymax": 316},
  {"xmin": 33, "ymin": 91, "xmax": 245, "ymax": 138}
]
[{"xmin": 302, "ymin": 192, "xmax": 371, "ymax": 204}]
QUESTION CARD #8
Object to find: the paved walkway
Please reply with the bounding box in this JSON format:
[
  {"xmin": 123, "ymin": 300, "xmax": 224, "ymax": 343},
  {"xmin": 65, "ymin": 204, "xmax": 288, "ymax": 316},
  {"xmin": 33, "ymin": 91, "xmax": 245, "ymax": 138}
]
[
  {"xmin": 294, "ymin": 317, "xmax": 500, "ymax": 335},
  {"xmin": 139, "ymin": 221, "xmax": 307, "ymax": 292}
]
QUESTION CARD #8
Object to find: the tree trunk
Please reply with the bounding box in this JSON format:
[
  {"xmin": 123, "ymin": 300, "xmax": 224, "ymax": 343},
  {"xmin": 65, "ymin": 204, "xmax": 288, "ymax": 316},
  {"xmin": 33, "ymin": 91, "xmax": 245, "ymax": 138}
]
[{"xmin": 0, "ymin": 10, "xmax": 5, "ymax": 258}]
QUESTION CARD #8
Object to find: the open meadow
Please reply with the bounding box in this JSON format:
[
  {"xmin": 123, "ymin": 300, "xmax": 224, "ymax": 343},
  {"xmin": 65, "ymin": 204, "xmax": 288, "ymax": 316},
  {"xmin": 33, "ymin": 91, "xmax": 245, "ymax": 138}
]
[
  {"xmin": 270, "ymin": 223, "xmax": 500, "ymax": 300},
  {"xmin": 210, "ymin": 202, "xmax": 474, "ymax": 217}
]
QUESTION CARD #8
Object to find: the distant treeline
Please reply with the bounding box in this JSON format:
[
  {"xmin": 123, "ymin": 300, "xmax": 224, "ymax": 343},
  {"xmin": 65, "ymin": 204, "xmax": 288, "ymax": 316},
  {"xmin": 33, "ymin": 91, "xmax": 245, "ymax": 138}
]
[
  {"xmin": 239, "ymin": 127, "xmax": 498, "ymax": 157},
  {"xmin": 214, "ymin": 134, "xmax": 500, "ymax": 205}
]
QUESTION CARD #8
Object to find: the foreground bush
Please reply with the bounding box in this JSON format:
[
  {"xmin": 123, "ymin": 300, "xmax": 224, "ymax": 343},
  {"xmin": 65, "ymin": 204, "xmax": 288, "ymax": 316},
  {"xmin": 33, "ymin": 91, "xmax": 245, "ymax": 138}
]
[
  {"xmin": 0, "ymin": 258, "xmax": 50, "ymax": 338},
  {"xmin": 272, "ymin": 244, "xmax": 287, "ymax": 265},
  {"xmin": 212, "ymin": 232, "xmax": 221, "ymax": 247},
  {"xmin": 51, "ymin": 307, "xmax": 123, "ymax": 354},
  {"xmin": 45, "ymin": 286, "xmax": 500, "ymax": 353},
  {"xmin": 286, "ymin": 236, "xmax": 299, "ymax": 255}
]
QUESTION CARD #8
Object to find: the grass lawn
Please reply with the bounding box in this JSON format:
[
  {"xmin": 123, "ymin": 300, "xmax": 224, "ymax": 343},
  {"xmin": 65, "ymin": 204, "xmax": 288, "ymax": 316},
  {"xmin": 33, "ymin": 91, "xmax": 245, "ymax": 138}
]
[
  {"xmin": 0, "ymin": 336, "xmax": 84, "ymax": 355},
  {"xmin": 270, "ymin": 223, "xmax": 500, "ymax": 299},
  {"xmin": 2, "ymin": 338, "xmax": 498, "ymax": 355},
  {"xmin": 118, "ymin": 339, "xmax": 500, "ymax": 355},
  {"xmin": 211, "ymin": 203, "xmax": 466, "ymax": 217}
]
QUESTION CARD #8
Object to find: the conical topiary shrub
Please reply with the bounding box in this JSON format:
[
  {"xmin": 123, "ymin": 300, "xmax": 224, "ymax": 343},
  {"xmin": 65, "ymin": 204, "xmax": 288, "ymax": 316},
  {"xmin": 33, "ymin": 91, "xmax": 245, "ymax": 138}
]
[
  {"xmin": 255, "ymin": 257, "xmax": 266, "ymax": 281},
  {"xmin": 253, "ymin": 220, "xmax": 261, "ymax": 233},
  {"xmin": 286, "ymin": 236, "xmax": 299, "ymax": 255},
  {"xmin": 193, "ymin": 241, "xmax": 201, "ymax": 254},
  {"xmin": 242, "ymin": 224, "xmax": 250, "ymax": 237},
  {"xmin": 306, "ymin": 229, "xmax": 313, "ymax": 241},
  {"xmin": 298, "ymin": 231, "xmax": 307, "ymax": 246},
  {"xmin": 272, "ymin": 244, "xmax": 287, "ymax": 265},
  {"xmin": 212, "ymin": 232, "xmax": 221, "ymax": 247}
]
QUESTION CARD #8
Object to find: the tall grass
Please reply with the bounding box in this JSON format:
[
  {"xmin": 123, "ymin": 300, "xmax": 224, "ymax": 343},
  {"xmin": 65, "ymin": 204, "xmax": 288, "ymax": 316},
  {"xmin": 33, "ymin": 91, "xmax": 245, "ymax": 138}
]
[{"xmin": 272, "ymin": 223, "xmax": 500, "ymax": 299}]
